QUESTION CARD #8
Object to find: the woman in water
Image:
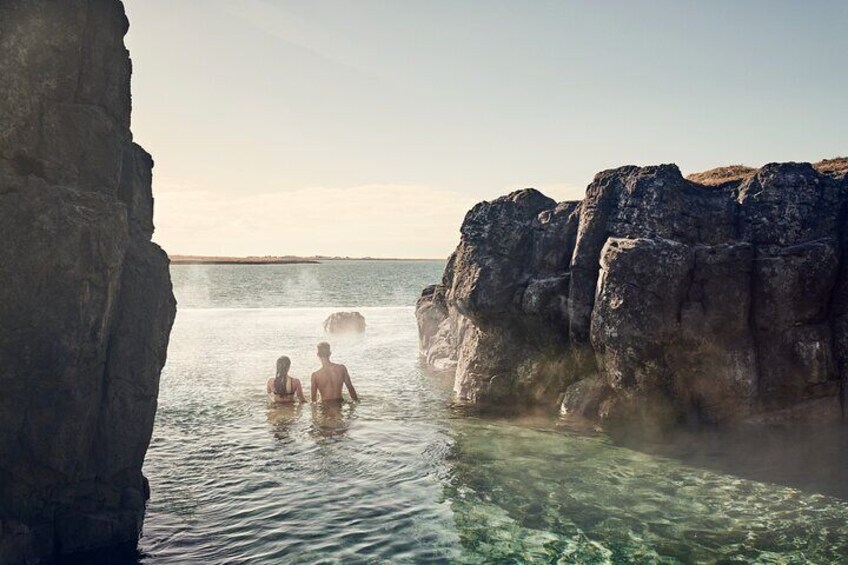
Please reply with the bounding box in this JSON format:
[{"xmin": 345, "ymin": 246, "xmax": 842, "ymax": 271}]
[{"xmin": 266, "ymin": 355, "xmax": 306, "ymax": 403}]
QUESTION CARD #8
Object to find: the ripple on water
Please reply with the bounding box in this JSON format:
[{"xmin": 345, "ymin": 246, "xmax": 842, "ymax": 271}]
[{"xmin": 136, "ymin": 266, "xmax": 848, "ymax": 564}]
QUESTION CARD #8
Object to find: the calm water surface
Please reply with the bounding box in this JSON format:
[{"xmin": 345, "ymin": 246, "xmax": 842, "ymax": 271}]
[{"xmin": 131, "ymin": 261, "xmax": 848, "ymax": 564}]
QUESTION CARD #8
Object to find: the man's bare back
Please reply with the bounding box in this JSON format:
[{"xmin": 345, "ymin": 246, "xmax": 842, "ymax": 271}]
[{"xmin": 311, "ymin": 342, "xmax": 358, "ymax": 403}]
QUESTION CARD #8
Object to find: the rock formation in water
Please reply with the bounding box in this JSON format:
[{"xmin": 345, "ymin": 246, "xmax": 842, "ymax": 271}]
[
  {"xmin": 417, "ymin": 158, "xmax": 848, "ymax": 429},
  {"xmin": 324, "ymin": 312, "xmax": 367, "ymax": 334},
  {"xmin": 0, "ymin": 1, "xmax": 176, "ymax": 562}
]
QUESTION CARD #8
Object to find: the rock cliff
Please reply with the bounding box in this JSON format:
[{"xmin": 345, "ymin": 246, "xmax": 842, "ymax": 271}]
[
  {"xmin": 417, "ymin": 159, "xmax": 848, "ymax": 429},
  {"xmin": 0, "ymin": 1, "xmax": 176, "ymax": 562}
]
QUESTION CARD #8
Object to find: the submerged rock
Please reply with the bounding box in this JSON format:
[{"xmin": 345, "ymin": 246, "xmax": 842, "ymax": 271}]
[
  {"xmin": 417, "ymin": 160, "xmax": 848, "ymax": 428},
  {"xmin": 0, "ymin": 1, "xmax": 176, "ymax": 562},
  {"xmin": 324, "ymin": 311, "xmax": 367, "ymax": 333}
]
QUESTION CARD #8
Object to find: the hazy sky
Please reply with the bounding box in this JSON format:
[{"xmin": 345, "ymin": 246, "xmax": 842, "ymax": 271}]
[{"xmin": 124, "ymin": 0, "xmax": 847, "ymax": 258}]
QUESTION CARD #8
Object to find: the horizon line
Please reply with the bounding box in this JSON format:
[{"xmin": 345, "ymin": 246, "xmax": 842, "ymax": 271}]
[{"xmin": 168, "ymin": 253, "xmax": 447, "ymax": 263}]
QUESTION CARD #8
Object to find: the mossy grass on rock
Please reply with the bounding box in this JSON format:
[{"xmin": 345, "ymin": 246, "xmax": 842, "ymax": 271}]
[
  {"xmin": 417, "ymin": 159, "xmax": 848, "ymax": 429},
  {"xmin": 814, "ymin": 157, "xmax": 848, "ymax": 180},
  {"xmin": 686, "ymin": 164, "xmax": 757, "ymax": 187},
  {"xmin": 0, "ymin": 1, "xmax": 176, "ymax": 562}
]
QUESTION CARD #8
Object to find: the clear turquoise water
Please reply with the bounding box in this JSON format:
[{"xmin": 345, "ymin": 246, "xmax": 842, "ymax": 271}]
[{"xmin": 131, "ymin": 261, "xmax": 848, "ymax": 564}]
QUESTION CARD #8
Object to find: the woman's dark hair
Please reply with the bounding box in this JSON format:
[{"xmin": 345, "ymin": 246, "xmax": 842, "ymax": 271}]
[{"xmin": 274, "ymin": 356, "xmax": 291, "ymax": 395}]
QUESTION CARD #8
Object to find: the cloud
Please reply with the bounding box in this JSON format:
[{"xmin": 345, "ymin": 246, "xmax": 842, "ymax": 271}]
[{"xmin": 152, "ymin": 184, "xmax": 476, "ymax": 259}]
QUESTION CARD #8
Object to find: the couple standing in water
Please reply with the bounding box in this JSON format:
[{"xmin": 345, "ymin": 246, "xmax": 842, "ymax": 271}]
[{"xmin": 266, "ymin": 342, "xmax": 359, "ymax": 404}]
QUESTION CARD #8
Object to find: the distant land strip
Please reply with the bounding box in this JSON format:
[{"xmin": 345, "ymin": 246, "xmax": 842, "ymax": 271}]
[{"xmin": 169, "ymin": 255, "xmax": 442, "ymax": 265}]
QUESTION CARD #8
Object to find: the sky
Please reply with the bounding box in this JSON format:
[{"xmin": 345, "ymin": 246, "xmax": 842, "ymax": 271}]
[{"xmin": 124, "ymin": 0, "xmax": 848, "ymax": 258}]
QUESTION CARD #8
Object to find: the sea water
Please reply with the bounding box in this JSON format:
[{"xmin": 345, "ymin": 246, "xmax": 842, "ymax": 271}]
[{"xmin": 123, "ymin": 261, "xmax": 848, "ymax": 564}]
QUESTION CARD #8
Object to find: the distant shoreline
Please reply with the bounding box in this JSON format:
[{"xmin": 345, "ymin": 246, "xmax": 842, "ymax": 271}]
[{"xmin": 169, "ymin": 255, "xmax": 443, "ymax": 265}]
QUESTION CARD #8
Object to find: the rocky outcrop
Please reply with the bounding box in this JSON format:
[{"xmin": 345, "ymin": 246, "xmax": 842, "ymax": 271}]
[
  {"xmin": 418, "ymin": 159, "xmax": 848, "ymax": 428},
  {"xmin": 0, "ymin": 2, "xmax": 176, "ymax": 563},
  {"xmin": 324, "ymin": 311, "xmax": 366, "ymax": 333}
]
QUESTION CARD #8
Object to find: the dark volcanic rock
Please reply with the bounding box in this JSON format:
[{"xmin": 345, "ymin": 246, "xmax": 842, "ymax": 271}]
[
  {"xmin": 416, "ymin": 284, "xmax": 457, "ymax": 371},
  {"xmin": 324, "ymin": 311, "xmax": 367, "ymax": 333},
  {"xmin": 417, "ymin": 159, "xmax": 848, "ymax": 428},
  {"xmin": 0, "ymin": 1, "xmax": 176, "ymax": 563},
  {"xmin": 449, "ymin": 189, "xmax": 557, "ymax": 322}
]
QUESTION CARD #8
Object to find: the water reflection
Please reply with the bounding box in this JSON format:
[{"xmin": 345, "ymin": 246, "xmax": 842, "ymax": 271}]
[
  {"xmin": 266, "ymin": 403, "xmax": 304, "ymax": 440},
  {"xmin": 265, "ymin": 401, "xmax": 358, "ymax": 440},
  {"xmin": 309, "ymin": 401, "xmax": 357, "ymax": 440}
]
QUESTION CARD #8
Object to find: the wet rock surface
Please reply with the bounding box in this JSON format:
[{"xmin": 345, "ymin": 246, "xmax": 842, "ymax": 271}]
[
  {"xmin": 0, "ymin": 1, "xmax": 175, "ymax": 562},
  {"xmin": 417, "ymin": 160, "xmax": 848, "ymax": 428},
  {"xmin": 324, "ymin": 311, "xmax": 367, "ymax": 333}
]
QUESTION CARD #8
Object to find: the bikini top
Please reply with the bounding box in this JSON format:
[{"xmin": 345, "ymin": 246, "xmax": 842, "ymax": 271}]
[{"xmin": 275, "ymin": 375, "xmax": 294, "ymax": 396}]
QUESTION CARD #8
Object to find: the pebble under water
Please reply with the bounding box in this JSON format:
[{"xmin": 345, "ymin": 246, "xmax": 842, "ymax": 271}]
[{"xmin": 109, "ymin": 262, "xmax": 848, "ymax": 563}]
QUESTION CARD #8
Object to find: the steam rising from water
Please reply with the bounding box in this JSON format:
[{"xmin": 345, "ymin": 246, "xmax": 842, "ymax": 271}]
[{"xmin": 170, "ymin": 260, "xmax": 439, "ymax": 310}]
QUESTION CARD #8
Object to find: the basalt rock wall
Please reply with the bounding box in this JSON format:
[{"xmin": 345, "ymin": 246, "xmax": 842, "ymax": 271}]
[
  {"xmin": 0, "ymin": 1, "xmax": 176, "ymax": 562},
  {"xmin": 417, "ymin": 159, "xmax": 848, "ymax": 428}
]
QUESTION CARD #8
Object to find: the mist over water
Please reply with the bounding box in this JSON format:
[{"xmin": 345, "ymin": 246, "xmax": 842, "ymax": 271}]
[
  {"xmin": 130, "ymin": 261, "xmax": 848, "ymax": 564},
  {"xmin": 171, "ymin": 260, "xmax": 440, "ymax": 309}
]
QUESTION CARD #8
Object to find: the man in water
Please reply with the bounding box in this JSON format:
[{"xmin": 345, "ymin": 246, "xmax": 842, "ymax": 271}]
[{"xmin": 310, "ymin": 342, "xmax": 359, "ymax": 402}]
